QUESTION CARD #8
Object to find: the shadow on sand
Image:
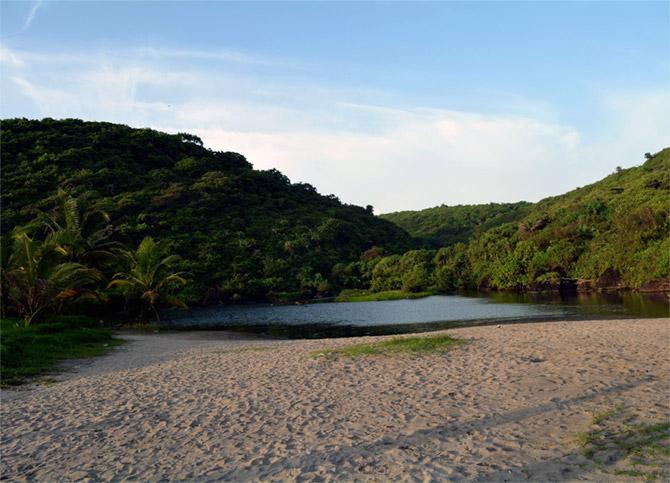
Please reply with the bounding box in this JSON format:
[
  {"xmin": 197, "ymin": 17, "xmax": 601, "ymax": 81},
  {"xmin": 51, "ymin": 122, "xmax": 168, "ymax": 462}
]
[{"xmin": 214, "ymin": 374, "xmax": 658, "ymax": 481}]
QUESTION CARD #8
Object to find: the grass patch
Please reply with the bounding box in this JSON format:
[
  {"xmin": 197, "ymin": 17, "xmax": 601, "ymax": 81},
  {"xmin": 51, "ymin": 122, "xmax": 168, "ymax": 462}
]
[
  {"xmin": 591, "ymin": 406, "xmax": 622, "ymax": 425},
  {"xmin": 576, "ymin": 406, "xmax": 669, "ymax": 481},
  {"xmin": 336, "ymin": 289, "xmax": 434, "ymax": 303},
  {"xmin": 312, "ymin": 333, "xmax": 464, "ymax": 358},
  {"xmin": 1, "ymin": 317, "xmax": 123, "ymax": 386}
]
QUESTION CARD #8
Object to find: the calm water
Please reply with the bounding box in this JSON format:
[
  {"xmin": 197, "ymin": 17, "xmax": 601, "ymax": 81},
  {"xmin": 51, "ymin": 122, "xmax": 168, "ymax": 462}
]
[{"xmin": 163, "ymin": 292, "xmax": 669, "ymax": 338}]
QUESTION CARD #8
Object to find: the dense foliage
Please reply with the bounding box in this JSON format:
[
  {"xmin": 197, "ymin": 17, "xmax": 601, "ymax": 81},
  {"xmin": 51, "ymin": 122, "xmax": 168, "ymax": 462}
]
[
  {"xmin": 2, "ymin": 118, "xmax": 667, "ymax": 325},
  {"xmin": 380, "ymin": 202, "xmax": 532, "ymax": 248},
  {"xmin": 2, "ymin": 119, "xmax": 413, "ymax": 307},
  {"xmin": 466, "ymin": 149, "xmax": 670, "ymax": 290},
  {"xmin": 108, "ymin": 237, "xmax": 189, "ymax": 321},
  {"xmin": 365, "ymin": 149, "xmax": 670, "ymax": 292}
]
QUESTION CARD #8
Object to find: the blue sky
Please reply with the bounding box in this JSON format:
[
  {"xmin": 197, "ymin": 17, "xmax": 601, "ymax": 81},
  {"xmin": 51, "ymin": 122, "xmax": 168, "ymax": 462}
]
[{"xmin": 1, "ymin": 1, "xmax": 668, "ymax": 212}]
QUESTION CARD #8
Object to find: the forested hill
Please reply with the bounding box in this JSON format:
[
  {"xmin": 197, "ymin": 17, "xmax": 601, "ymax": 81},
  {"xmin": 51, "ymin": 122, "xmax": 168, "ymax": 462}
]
[
  {"xmin": 379, "ymin": 202, "xmax": 533, "ymax": 247},
  {"xmin": 486, "ymin": 148, "xmax": 670, "ymax": 289},
  {"xmin": 361, "ymin": 149, "xmax": 669, "ymax": 294},
  {"xmin": 2, "ymin": 118, "xmax": 667, "ymax": 312},
  {"xmin": 1, "ymin": 118, "xmax": 413, "ymax": 302},
  {"xmin": 430, "ymin": 149, "xmax": 670, "ymax": 291}
]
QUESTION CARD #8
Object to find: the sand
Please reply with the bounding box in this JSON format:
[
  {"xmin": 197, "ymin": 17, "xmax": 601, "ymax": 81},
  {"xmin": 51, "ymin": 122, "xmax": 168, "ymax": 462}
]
[{"xmin": 1, "ymin": 318, "xmax": 668, "ymax": 481}]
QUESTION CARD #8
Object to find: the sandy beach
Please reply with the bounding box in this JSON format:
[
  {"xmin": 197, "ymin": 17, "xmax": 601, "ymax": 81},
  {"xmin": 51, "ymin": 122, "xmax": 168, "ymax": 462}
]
[{"xmin": 1, "ymin": 318, "xmax": 668, "ymax": 481}]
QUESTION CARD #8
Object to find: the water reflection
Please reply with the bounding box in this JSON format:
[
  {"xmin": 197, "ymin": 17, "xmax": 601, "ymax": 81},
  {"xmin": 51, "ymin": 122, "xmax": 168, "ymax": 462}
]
[{"xmin": 163, "ymin": 292, "xmax": 669, "ymax": 339}]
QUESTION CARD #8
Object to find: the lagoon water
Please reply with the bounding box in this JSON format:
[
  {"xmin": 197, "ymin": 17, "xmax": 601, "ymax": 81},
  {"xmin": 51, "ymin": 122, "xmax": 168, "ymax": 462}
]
[{"xmin": 163, "ymin": 291, "xmax": 669, "ymax": 338}]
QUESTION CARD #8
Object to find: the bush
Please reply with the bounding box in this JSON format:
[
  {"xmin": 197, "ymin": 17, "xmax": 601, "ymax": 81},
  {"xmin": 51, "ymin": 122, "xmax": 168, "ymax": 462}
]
[{"xmin": 44, "ymin": 315, "xmax": 99, "ymax": 329}]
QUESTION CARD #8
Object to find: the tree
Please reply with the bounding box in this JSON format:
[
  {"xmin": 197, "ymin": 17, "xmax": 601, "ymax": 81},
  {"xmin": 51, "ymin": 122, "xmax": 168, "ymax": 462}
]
[
  {"xmin": 434, "ymin": 243, "xmax": 470, "ymax": 291},
  {"xmin": 1, "ymin": 231, "xmax": 15, "ymax": 318},
  {"xmin": 4, "ymin": 231, "xmax": 101, "ymax": 327},
  {"xmin": 38, "ymin": 189, "xmax": 119, "ymax": 269},
  {"xmin": 108, "ymin": 237, "xmax": 189, "ymax": 322},
  {"xmin": 370, "ymin": 255, "xmax": 401, "ymax": 291}
]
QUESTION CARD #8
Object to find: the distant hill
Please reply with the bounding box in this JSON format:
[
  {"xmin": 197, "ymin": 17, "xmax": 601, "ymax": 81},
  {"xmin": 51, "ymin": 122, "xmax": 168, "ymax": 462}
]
[
  {"xmin": 2, "ymin": 118, "xmax": 667, "ymax": 304},
  {"xmin": 1, "ymin": 118, "xmax": 413, "ymax": 302},
  {"xmin": 369, "ymin": 149, "xmax": 669, "ymax": 293},
  {"xmin": 440, "ymin": 149, "xmax": 670, "ymax": 290},
  {"xmin": 379, "ymin": 202, "xmax": 532, "ymax": 248}
]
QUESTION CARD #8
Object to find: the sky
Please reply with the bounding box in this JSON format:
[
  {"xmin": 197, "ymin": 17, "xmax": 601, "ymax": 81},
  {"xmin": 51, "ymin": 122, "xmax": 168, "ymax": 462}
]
[{"xmin": 1, "ymin": 1, "xmax": 668, "ymax": 213}]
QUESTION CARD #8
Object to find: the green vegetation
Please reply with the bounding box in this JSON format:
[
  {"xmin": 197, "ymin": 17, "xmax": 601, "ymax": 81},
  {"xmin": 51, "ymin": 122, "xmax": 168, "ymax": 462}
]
[
  {"xmin": 1, "ymin": 118, "xmax": 668, "ymax": 325},
  {"xmin": 370, "ymin": 149, "xmax": 670, "ymax": 293},
  {"xmin": 336, "ymin": 289, "xmax": 434, "ymax": 302},
  {"xmin": 108, "ymin": 237, "xmax": 189, "ymax": 321},
  {"xmin": 381, "ymin": 202, "xmax": 532, "ymax": 248},
  {"xmin": 2, "ymin": 118, "xmax": 412, "ymax": 309},
  {"xmin": 462, "ymin": 149, "xmax": 670, "ymax": 290},
  {"xmin": 1, "ymin": 189, "xmax": 189, "ymax": 325},
  {"xmin": 0, "ymin": 317, "xmax": 123, "ymax": 386},
  {"xmin": 576, "ymin": 406, "xmax": 669, "ymax": 481},
  {"xmin": 312, "ymin": 334, "xmax": 464, "ymax": 357},
  {"xmin": 3, "ymin": 230, "xmax": 101, "ymax": 326}
]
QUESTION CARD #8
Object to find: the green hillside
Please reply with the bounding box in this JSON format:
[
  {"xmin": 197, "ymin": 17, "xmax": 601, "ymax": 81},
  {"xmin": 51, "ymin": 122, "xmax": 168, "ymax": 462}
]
[
  {"xmin": 372, "ymin": 149, "xmax": 670, "ymax": 292},
  {"xmin": 380, "ymin": 202, "xmax": 532, "ymax": 247},
  {"xmin": 466, "ymin": 149, "xmax": 670, "ymax": 290},
  {"xmin": 1, "ymin": 119, "xmax": 667, "ymax": 325},
  {"xmin": 1, "ymin": 118, "xmax": 413, "ymax": 304}
]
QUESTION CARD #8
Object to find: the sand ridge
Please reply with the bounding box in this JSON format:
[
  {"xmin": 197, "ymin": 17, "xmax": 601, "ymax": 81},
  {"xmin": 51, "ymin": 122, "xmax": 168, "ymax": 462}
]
[{"xmin": 1, "ymin": 318, "xmax": 668, "ymax": 481}]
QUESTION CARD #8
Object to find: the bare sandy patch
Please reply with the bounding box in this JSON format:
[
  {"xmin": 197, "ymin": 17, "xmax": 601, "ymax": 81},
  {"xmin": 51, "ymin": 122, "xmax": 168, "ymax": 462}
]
[{"xmin": 1, "ymin": 318, "xmax": 668, "ymax": 481}]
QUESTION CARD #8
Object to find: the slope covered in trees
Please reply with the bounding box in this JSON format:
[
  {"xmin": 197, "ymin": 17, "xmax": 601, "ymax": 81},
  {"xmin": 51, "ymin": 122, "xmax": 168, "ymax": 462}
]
[
  {"xmin": 1, "ymin": 118, "xmax": 413, "ymax": 304},
  {"xmin": 371, "ymin": 149, "xmax": 670, "ymax": 292},
  {"xmin": 380, "ymin": 202, "xmax": 532, "ymax": 247},
  {"xmin": 463, "ymin": 149, "xmax": 670, "ymax": 290},
  {"xmin": 2, "ymin": 119, "xmax": 667, "ymax": 324}
]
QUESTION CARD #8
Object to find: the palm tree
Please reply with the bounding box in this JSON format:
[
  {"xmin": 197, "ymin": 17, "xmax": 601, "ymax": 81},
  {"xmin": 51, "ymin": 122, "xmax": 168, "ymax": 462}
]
[
  {"xmin": 37, "ymin": 189, "xmax": 119, "ymax": 269},
  {"xmin": 4, "ymin": 231, "xmax": 101, "ymax": 327},
  {"xmin": 108, "ymin": 237, "xmax": 188, "ymax": 322},
  {"xmin": 1, "ymin": 231, "xmax": 15, "ymax": 318}
]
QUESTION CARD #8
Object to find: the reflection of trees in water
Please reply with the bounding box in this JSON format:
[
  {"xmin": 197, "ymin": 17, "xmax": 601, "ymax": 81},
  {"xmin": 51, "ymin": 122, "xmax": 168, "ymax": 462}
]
[{"xmin": 484, "ymin": 290, "xmax": 667, "ymax": 317}]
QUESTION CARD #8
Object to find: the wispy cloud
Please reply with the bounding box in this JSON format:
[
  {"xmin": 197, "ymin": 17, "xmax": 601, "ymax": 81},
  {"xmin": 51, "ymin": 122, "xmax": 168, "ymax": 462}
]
[
  {"xmin": 135, "ymin": 47, "xmax": 279, "ymax": 66},
  {"xmin": 0, "ymin": 43, "xmax": 25, "ymax": 68},
  {"xmin": 22, "ymin": 0, "xmax": 42, "ymax": 32},
  {"xmin": 2, "ymin": 44, "xmax": 667, "ymax": 212}
]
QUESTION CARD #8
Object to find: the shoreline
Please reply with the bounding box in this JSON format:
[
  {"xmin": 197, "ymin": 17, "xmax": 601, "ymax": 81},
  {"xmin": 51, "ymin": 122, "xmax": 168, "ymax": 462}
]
[
  {"xmin": 2, "ymin": 318, "xmax": 668, "ymax": 481},
  {"xmin": 157, "ymin": 312, "xmax": 670, "ymax": 339},
  {"xmin": 201, "ymin": 285, "xmax": 670, "ymax": 307}
]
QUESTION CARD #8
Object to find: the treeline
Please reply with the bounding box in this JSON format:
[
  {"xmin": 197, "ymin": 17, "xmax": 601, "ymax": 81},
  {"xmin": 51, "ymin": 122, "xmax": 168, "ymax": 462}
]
[
  {"xmin": 380, "ymin": 202, "xmax": 533, "ymax": 248},
  {"xmin": 1, "ymin": 118, "xmax": 412, "ymax": 316},
  {"xmin": 2, "ymin": 119, "xmax": 667, "ymax": 325},
  {"xmin": 358, "ymin": 149, "xmax": 670, "ymax": 293},
  {"xmin": 1, "ymin": 190, "xmax": 189, "ymax": 325}
]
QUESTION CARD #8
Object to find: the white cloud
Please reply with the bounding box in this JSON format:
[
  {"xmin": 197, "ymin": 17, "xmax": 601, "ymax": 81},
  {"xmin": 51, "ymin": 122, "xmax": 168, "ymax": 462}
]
[
  {"xmin": 0, "ymin": 44, "xmax": 25, "ymax": 68},
  {"xmin": 186, "ymin": 110, "xmax": 585, "ymax": 212},
  {"xmin": 22, "ymin": 0, "xmax": 42, "ymax": 32},
  {"xmin": 601, "ymin": 89, "xmax": 670, "ymax": 155},
  {"xmin": 10, "ymin": 76, "xmax": 77, "ymax": 113},
  {"xmin": 2, "ymin": 44, "xmax": 667, "ymax": 213},
  {"xmin": 135, "ymin": 47, "xmax": 283, "ymax": 67}
]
